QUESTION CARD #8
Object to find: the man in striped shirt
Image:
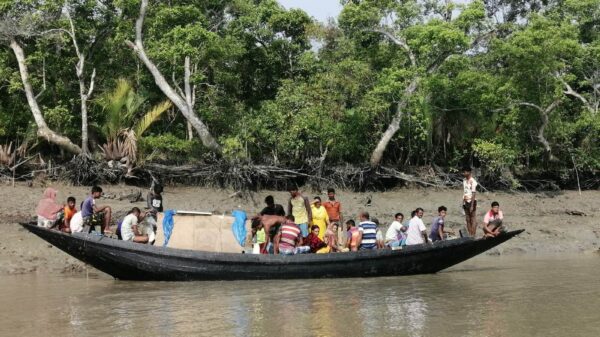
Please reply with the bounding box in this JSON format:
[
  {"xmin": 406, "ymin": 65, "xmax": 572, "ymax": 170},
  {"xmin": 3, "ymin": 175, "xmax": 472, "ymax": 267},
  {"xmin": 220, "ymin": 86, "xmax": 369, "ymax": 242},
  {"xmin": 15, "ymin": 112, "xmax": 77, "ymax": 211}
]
[
  {"xmin": 274, "ymin": 215, "xmax": 310, "ymax": 255},
  {"xmin": 357, "ymin": 211, "xmax": 378, "ymax": 250}
]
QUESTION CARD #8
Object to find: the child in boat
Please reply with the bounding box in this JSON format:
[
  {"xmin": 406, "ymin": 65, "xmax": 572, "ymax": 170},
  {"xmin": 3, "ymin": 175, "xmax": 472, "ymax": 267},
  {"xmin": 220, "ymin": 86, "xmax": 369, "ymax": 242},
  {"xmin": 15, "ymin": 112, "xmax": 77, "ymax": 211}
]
[
  {"xmin": 120, "ymin": 207, "xmax": 149, "ymax": 243},
  {"xmin": 346, "ymin": 220, "xmax": 359, "ymax": 252},
  {"xmin": 146, "ymin": 183, "xmax": 164, "ymax": 233},
  {"xmin": 61, "ymin": 197, "xmax": 77, "ymax": 233},
  {"xmin": 251, "ymin": 219, "xmax": 268, "ymax": 254},
  {"xmin": 430, "ymin": 206, "xmax": 454, "ymax": 242}
]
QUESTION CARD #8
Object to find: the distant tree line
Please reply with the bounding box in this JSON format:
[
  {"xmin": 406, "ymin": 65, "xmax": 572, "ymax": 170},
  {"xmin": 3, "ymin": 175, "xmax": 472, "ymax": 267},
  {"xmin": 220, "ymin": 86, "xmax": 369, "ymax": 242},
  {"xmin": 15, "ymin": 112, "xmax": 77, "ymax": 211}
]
[{"xmin": 1, "ymin": 0, "xmax": 599, "ymax": 188}]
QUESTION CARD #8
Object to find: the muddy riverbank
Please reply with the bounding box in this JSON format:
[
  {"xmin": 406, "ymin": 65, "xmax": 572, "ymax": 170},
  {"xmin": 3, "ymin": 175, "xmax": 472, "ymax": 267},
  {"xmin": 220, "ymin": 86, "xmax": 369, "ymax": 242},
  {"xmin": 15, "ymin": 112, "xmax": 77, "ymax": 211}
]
[{"xmin": 1, "ymin": 182, "xmax": 598, "ymax": 275}]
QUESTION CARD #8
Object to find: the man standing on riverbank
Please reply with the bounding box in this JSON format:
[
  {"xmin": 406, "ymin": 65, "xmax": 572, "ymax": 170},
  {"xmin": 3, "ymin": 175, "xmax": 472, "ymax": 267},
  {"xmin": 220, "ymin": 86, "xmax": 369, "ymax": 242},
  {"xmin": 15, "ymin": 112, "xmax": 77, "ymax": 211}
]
[
  {"xmin": 288, "ymin": 187, "xmax": 312, "ymax": 239},
  {"xmin": 462, "ymin": 167, "xmax": 478, "ymax": 236}
]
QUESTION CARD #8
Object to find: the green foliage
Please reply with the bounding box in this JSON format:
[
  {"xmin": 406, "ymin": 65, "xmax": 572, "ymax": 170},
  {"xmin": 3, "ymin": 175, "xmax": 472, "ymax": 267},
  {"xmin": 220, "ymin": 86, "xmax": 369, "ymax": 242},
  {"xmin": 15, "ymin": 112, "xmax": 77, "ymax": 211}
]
[{"xmin": 1, "ymin": 0, "xmax": 599, "ymax": 182}]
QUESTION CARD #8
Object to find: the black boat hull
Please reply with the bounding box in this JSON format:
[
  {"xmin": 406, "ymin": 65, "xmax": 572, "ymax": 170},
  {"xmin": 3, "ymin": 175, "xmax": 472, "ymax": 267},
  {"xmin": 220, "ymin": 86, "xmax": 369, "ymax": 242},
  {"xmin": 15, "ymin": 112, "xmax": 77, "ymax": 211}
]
[{"xmin": 21, "ymin": 223, "xmax": 523, "ymax": 281}]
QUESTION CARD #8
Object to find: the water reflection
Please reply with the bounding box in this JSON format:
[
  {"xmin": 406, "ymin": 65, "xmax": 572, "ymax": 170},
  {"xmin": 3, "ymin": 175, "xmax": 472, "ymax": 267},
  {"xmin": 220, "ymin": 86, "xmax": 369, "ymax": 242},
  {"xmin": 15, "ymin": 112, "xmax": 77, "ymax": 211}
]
[{"xmin": 1, "ymin": 256, "xmax": 600, "ymax": 337}]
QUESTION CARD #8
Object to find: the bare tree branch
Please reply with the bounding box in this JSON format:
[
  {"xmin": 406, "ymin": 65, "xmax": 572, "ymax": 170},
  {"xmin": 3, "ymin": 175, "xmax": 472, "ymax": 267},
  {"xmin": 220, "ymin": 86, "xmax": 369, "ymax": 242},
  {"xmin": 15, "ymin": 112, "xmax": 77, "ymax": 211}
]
[
  {"xmin": 518, "ymin": 100, "xmax": 560, "ymax": 161},
  {"xmin": 371, "ymin": 28, "xmax": 416, "ymax": 67},
  {"xmin": 126, "ymin": 0, "xmax": 220, "ymax": 152}
]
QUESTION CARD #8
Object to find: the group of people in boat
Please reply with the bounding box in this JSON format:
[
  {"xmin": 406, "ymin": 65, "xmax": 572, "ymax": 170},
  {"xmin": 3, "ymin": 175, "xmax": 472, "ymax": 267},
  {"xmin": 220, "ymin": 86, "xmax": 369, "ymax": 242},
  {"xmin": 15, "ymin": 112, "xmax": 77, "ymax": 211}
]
[
  {"xmin": 34, "ymin": 166, "xmax": 506, "ymax": 251},
  {"xmin": 249, "ymin": 166, "xmax": 506, "ymax": 255},
  {"xmin": 35, "ymin": 184, "xmax": 163, "ymax": 244}
]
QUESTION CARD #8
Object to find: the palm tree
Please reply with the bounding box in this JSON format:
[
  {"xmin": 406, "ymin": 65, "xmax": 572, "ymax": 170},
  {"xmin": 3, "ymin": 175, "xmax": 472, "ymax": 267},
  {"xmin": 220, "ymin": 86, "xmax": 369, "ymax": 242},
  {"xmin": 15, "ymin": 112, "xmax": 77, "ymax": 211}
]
[{"xmin": 97, "ymin": 79, "xmax": 172, "ymax": 172}]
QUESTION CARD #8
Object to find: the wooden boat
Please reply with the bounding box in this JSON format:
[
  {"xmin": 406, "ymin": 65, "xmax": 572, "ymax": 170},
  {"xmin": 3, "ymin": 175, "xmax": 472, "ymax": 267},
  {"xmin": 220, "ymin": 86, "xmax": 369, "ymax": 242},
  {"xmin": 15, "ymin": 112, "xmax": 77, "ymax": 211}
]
[{"xmin": 21, "ymin": 222, "xmax": 523, "ymax": 281}]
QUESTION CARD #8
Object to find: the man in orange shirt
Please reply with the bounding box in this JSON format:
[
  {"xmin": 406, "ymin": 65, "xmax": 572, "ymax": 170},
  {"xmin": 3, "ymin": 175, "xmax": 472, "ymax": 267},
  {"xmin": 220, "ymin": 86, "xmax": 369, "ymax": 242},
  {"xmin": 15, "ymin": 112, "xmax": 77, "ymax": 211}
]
[
  {"xmin": 323, "ymin": 188, "xmax": 344, "ymax": 244},
  {"xmin": 61, "ymin": 196, "xmax": 77, "ymax": 233}
]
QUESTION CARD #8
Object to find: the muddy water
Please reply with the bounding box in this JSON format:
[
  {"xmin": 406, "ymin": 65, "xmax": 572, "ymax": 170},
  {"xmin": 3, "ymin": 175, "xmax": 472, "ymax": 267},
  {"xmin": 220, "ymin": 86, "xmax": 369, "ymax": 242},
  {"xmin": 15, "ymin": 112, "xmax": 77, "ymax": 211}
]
[{"xmin": 1, "ymin": 255, "xmax": 599, "ymax": 337}]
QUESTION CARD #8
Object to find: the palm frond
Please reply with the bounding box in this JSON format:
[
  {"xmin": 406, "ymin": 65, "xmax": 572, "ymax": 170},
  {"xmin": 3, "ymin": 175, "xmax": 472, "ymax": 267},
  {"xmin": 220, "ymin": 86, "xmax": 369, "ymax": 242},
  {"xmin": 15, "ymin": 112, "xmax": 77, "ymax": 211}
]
[
  {"xmin": 133, "ymin": 100, "xmax": 172, "ymax": 137},
  {"xmin": 97, "ymin": 78, "xmax": 133, "ymax": 140}
]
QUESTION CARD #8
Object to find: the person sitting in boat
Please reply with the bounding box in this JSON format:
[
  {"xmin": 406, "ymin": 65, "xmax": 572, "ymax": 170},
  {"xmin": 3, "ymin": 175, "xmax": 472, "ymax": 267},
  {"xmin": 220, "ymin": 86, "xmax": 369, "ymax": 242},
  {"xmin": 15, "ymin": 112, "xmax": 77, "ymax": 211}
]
[
  {"xmin": 81, "ymin": 186, "xmax": 113, "ymax": 235},
  {"xmin": 250, "ymin": 218, "xmax": 267, "ymax": 254},
  {"xmin": 260, "ymin": 195, "xmax": 285, "ymax": 216},
  {"xmin": 274, "ymin": 215, "xmax": 310, "ymax": 255},
  {"xmin": 372, "ymin": 217, "xmax": 385, "ymax": 249},
  {"xmin": 357, "ymin": 211, "xmax": 378, "ymax": 250},
  {"xmin": 385, "ymin": 213, "xmax": 406, "ymax": 248},
  {"xmin": 324, "ymin": 222, "xmax": 340, "ymax": 252},
  {"xmin": 146, "ymin": 183, "xmax": 163, "ymax": 233},
  {"xmin": 405, "ymin": 208, "xmax": 429, "ymax": 245},
  {"xmin": 346, "ymin": 220, "xmax": 359, "ymax": 252},
  {"xmin": 36, "ymin": 188, "xmax": 64, "ymax": 229},
  {"xmin": 60, "ymin": 197, "xmax": 77, "ymax": 233},
  {"xmin": 482, "ymin": 201, "xmax": 505, "ymax": 238},
  {"xmin": 430, "ymin": 206, "xmax": 454, "ymax": 242},
  {"xmin": 69, "ymin": 211, "xmax": 84, "ymax": 233},
  {"xmin": 120, "ymin": 207, "xmax": 150, "ymax": 243},
  {"xmin": 306, "ymin": 225, "xmax": 328, "ymax": 253}
]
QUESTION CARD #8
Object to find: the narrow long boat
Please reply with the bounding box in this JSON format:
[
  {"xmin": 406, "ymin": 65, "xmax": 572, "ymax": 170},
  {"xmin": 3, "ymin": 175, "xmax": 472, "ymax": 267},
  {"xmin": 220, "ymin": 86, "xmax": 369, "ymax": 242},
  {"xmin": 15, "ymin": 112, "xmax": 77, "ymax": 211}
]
[{"xmin": 21, "ymin": 222, "xmax": 523, "ymax": 281}]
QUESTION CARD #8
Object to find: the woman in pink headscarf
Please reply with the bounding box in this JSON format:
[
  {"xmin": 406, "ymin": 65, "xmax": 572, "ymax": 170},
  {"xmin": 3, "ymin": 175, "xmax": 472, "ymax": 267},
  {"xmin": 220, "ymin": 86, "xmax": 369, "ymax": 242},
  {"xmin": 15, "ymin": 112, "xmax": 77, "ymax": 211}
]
[{"xmin": 36, "ymin": 188, "xmax": 63, "ymax": 228}]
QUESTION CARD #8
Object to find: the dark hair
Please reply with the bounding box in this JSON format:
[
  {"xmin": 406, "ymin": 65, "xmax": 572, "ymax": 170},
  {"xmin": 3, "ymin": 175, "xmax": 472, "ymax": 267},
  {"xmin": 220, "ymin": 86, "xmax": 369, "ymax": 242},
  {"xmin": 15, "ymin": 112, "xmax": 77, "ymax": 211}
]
[
  {"xmin": 286, "ymin": 214, "xmax": 295, "ymax": 221},
  {"xmin": 371, "ymin": 217, "xmax": 379, "ymax": 225},
  {"xmin": 394, "ymin": 212, "xmax": 404, "ymax": 219},
  {"xmin": 153, "ymin": 183, "xmax": 163, "ymax": 194},
  {"xmin": 265, "ymin": 195, "xmax": 274, "ymax": 204},
  {"xmin": 287, "ymin": 186, "xmax": 298, "ymax": 192},
  {"xmin": 491, "ymin": 201, "xmax": 500, "ymax": 207},
  {"xmin": 438, "ymin": 206, "xmax": 447, "ymax": 213},
  {"xmin": 360, "ymin": 211, "xmax": 370, "ymax": 220},
  {"xmin": 251, "ymin": 218, "xmax": 261, "ymax": 229},
  {"xmin": 415, "ymin": 207, "xmax": 424, "ymax": 213},
  {"xmin": 67, "ymin": 196, "xmax": 76, "ymax": 203},
  {"xmin": 346, "ymin": 219, "xmax": 355, "ymax": 227},
  {"xmin": 411, "ymin": 210, "xmax": 416, "ymax": 218},
  {"xmin": 462, "ymin": 166, "xmax": 472, "ymax": 172},
  {"xmin": 327, "ymin": 188, "xmax": 335, "ymax": 194},
  {"xmin": 91, "ymin": 186, "xmax": 102, "ymax": 193},
  {"xmin": 314, "ymin": 196, "xmax": 321, "ymax": 202},
  {"xmin": 311, "ymin": 225, "xmax": 319, "ymax": 231},
  {"xmin": 131, "ymin": 207, "xmax": 141, "ymax": 213}
]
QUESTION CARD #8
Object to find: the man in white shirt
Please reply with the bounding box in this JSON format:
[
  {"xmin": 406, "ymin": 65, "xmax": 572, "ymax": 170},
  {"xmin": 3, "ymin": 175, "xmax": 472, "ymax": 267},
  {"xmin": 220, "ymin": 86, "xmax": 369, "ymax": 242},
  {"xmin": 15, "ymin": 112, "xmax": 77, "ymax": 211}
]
[
  {"xmin": 406, "ymin": 208, "xmax": 429, "ymax": 245},
  {"xmin": 120, "ymin": 207, "xmax": 150, "ymax": 243},
  {"xmin": 385, "ymin": 213, "xmax": 406, "ymax": 248},
  {"xmin": 462, "ymin": 166, "xmax": 478, "ymax": 236}
]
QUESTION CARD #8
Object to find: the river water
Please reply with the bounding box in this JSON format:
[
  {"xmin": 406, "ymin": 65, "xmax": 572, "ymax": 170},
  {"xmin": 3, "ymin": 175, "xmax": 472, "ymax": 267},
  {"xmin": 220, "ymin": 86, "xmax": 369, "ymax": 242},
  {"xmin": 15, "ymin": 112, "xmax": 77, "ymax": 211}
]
[{"xmin": 1, "ymin": 255, "xmax": 599, "ymax": 337}]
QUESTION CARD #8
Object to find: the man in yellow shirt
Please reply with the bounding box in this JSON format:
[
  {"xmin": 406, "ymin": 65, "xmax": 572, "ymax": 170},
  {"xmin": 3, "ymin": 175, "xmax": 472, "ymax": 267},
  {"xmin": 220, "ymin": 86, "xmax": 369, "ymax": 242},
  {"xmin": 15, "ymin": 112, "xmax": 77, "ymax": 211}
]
[{"xmin": 287, "ymin": 187, "xmax": 312, "ymax": 240}]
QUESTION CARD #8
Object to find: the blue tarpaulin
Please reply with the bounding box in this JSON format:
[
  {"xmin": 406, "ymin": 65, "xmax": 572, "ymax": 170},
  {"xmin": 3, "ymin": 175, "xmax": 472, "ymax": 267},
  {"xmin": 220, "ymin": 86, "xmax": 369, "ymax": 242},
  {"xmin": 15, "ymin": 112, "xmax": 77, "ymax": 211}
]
[
  {"xmin": 231, "ymin": 210, "xmax": 247, "ymax": 247},
  {"xmin": 162, "ymin": 209, "xmax": 177, "ymax": 247}
]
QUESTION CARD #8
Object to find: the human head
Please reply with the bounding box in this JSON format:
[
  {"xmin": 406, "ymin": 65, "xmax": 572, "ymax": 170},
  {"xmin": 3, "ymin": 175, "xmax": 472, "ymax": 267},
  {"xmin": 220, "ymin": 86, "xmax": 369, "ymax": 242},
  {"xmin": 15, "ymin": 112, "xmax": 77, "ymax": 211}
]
[
  {"xmin": 327, "ymin": 188, "xmax": 335, "ymax": 200},
  {"xmin": 286, "ymin": 214, "xmax": 295, "ymax": 222},
  {"xmin": 415, "ymin": 208, "xmax": 424, "ymax": 218},
  {"xmin": 331, "ymin": 222, "xmax": 339, "ymax": 231},
  {"xmin": 43, "ymin": 188, "xmax": 58, "ymax": 200},
  {"xmin": 67, "ymin": 196, "xmax": 76, "ymax": 208},
  {"xmin": 346, "ymin": 219, "xmax": 355, "ymax": 228},
  {"xmin": 314, "ymin": 196, "xmax": 322, "ymax": 207},
  {"xmin": 153, "ymin": 183, "xmax": 163, "ymax": 195},
  {"xmin": 371, "ymin": 217, "xmax": 379, "ymax": 226},
  {"xmin": 394, "ymin": 212, "xmax": 404, "ymax": 222},
  {"xmin": 91, "ymin": 186, "xmax": 102, "ymax": 198},
  {"xmin": 131, "ymin": 207, "xmax": 141, "ymax": 217},
  {"xmin": 288, "ymin": 186, "xmax": 299, "ymax": 197},
  {"xmin": 311, "ymin": 225, "xmax": 320, "ymax": 234},
  {"xmin": 491, "ymin": 201, "xmax": 500, "ymax": 213},
  {"xmin": 438, "ymin": 206, "xmax": 447, "ymax": 217},
  {"xmin": 462, "ymin": 166, "xmax": 472, "ymax": 178},
  {"xmin": 265, "ymin": 195, "xmax": 275, "ymax": 207},
  {"xmin": 359, "ymin": 211, "xmax": 370, "ymax": 221}
]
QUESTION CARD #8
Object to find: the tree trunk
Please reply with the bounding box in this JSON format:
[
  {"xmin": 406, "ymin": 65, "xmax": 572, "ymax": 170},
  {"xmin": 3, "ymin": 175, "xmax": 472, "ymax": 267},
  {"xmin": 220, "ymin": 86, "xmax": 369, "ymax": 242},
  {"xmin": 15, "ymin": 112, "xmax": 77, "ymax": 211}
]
[
  {"xmin": 370, "ymin": 78, "xmax": 419, "ymax": 167},
  {"xmin": 10, "ymin": 39, "xmax": 82, "ymax": 155},
  {"xmin": 127, "ymin": 0, "xmax": 220, "ymax": 152}
]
